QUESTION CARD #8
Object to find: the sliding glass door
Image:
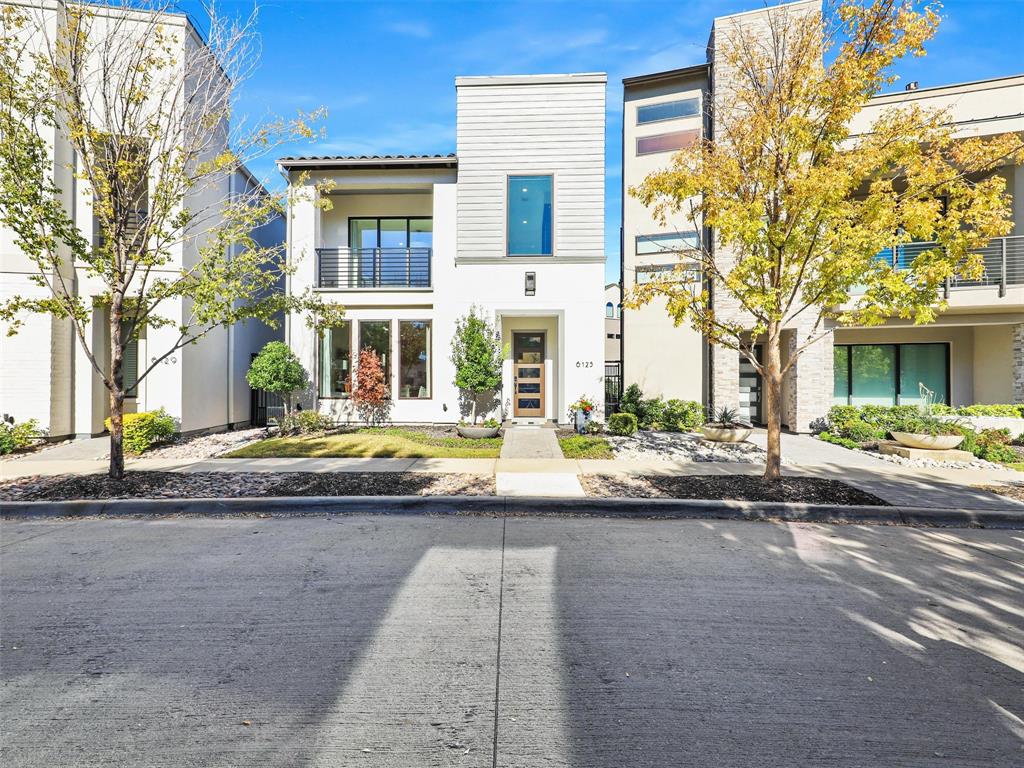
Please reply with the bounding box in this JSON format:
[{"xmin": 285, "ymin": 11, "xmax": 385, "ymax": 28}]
[{"xmin": 834, "ymin": 343, "xmax": 949, "ymax": 406}]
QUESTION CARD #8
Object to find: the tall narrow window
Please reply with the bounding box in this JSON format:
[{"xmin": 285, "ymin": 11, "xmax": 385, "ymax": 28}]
[
  {"xmin": 899, "ymin": 343, "xmax": 947, "ymax": 405},
  {"xmin": 606, "ymin": 302, "xmax": 614, "ymax": 318},
  {"xmin": 399, "ymin": 321, "xmax": 431, "ymax": 399},
  {"xmin": 851, "ymin": 345, "xmax": 896, "ymax": 406},
  {"xmin": 833, "ymin": 346, "xmax": 849, "ymax": 405},
  {"xmin": 121, "ymin": 321, "xmax": 138, "ymax": 398},
  {"xmin": 320, "ymin": 320, "xmax": 352, "ymax": 398},
  {"xmin": 359, "ymin": 320, "xmax": 391, "ymax": 383},
  {"xmin": 507, "ymin": 175, "xmax": 553, "ymax": 256}
]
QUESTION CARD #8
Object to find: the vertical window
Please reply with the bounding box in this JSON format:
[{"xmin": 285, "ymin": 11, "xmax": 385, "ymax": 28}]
[
  {"xmin": 121, "ymin": 321, "xmax": 138, "ymax": 398},
  {"xmin": 359, "ymin": 320, "xmax": 391, "ymax": 383},
  {"xmin": 833, "ymin": 345, "xmax": 849, "ymax": 405},
  {"xmin": 851, "ymin": 345, "xmax": 896, "ymax": 406},
  {"xmin": 606, "ymin": 302, "xmax": 614, "ymax": 318},
  {"xmin": 507, "ymin": 175, "xmax": 553, "ymax": 256},
  {"xmin": 399, "ymin": 321, "xmax": 431, "ymax": 399},
  {"xmin": 320, "ymin": 321, "xmax": 352, "ymax": 398},
  {"xmin": 899, "ymin": 343, "xmax": 947, "ymax": 406}
]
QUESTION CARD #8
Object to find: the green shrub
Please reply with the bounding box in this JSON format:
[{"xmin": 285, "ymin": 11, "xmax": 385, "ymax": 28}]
[
  {"xmin": 104, "ymin": 408, "xmax": 175, "ymax": 454},
  {"xmin": 482, "ymin": 417, "xmax": 501, "ymax": 429},
  {"xmin": 246, "ymin": 341, "xmax": 308, "ymax": 410},
  {"xmin": 841, "ymin": 419, "xmax": 884, "ymax": 442},
  {"xmin": 0, "ymin": 418, "xmax": 43, "ymax": 454},
  {"xmin": 585, "ymin": 419, "xmax": 605, "ymax": 434},
  {"xmin": 618, "ymin": 384, "xmax": 665, "ymax": 429},
  {"xmin": 608, "ymin": 412, "xmax": 638, "ymax": 436},
  {"xmin": 957, "ymin": 404, "xmax": 1024, "ymax": 418},
  {"xmin": 969, "ymin": 428, "xmax": 1017, "ymax": 463},
  {"xmin": 860, "ymin": 404, "xmax": 920, "ymax": 433},
  {"xmin": 619, "ymin": 384, "xmax": 644, "ymax": 416},
  {"xmin": 662, "ymin": 399, "xmax": 703, "ymax": 431},
  {"xmin": 818, "ymin": 431, "xmax": 861, "ymax": 450},
  {"xmin": 827, "ymin": 405, "xmax": 860, "ymax": 428},
  {"xmin": 276, "ymin": 410, "xmax": 334, "ymax": 435}
]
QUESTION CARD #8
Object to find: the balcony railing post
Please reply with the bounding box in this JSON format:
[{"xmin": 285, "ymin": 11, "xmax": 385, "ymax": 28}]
[{"xmin": 1000, "ymin": 237, "xmax": 1007, "ymax": 298}]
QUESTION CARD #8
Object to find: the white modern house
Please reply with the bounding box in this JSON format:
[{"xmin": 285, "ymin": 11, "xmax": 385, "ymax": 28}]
[
  {"xmin": 0, "ymin": 0, "xmax": 284, "ymax": 440},
  {"xmin": 281, "ymin": 73, "xmax": 607, "ymax": 425},
  {"xmin": 621, "ymin": 0, "xmax": 1024, "ymax": 431}
]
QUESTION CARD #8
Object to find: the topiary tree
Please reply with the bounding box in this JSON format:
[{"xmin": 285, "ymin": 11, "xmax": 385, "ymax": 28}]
[
  {"xmin": 451, "ymin": 307, "xmax": 505, "ymax": 424},
  {"xmin": 352, "ymin": 347, "xmax": 392, "ymax": 426},
  {"xmin": 246, "ymin": 341, "xmax": 308, "ymax": 415}
]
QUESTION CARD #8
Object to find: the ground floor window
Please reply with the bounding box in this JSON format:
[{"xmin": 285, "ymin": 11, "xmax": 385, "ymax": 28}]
[
  {"xmin": 320, "ymin": 321, "xmax": 353, "ymax": 398},
  {"xmin": 399, "ymin": 321, "xmax": 431, "ymax": 399},
  {"xmin": 833, "ymin": 343, "xmax": 949, "ymax": 407},
  {"xmin": 120, "ymin": 321, "xmax": 138, "ymax": 398},
  {"xmin": 359, "ymin": 320, "xmax": 392, "ymax": 382}
]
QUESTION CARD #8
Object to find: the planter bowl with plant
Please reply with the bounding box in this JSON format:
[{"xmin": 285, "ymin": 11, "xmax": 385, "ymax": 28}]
[
  {"xmin": 701, "ymin": 406, "xmax": 753, "ymax": 443},
  {"xmin": 457, "ymin": 418, "xmax": 500, "ymax": 439},
  {"xmin": 889, "ymin": 414, "xmax": 965, "ymax": 450}
]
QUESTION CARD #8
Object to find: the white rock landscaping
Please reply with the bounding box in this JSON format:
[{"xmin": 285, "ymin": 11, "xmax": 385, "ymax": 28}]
[{"xmin": 609, "ymin": 431, "xmax": 789, "ymax": 463}]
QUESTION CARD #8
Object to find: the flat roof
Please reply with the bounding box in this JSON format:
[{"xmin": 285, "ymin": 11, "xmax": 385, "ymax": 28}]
[
  {"xmin": 623, "ymin": 63, "xmax": 709, "ymax": 88},
  {"xmin": 277, "ymin": 154, "xmax": 457, "ymax": 171},
  {"xmin": 456, "ymin": 72, "xmax": 607, "ymax": 87}
]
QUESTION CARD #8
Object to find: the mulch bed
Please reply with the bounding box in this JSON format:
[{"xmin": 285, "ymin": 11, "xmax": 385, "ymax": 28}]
[
  {"xmin": 0, "ymin": 471, "xmax": 495, "ymax": 502},
  {"xmin": 582, "ymin": 474, "xmax": 889, "ymax": 506},
  {"xmin": 978, "ymin": 484, "xmax": 1024, "ymax": 503}
]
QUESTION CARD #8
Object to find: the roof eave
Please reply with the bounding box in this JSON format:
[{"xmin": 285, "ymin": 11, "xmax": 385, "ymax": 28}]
[{"xmin": 623, "ymin": 63, "xmax": 710, "ymax": 88}]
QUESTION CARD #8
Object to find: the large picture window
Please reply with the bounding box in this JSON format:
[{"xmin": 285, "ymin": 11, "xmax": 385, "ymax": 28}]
[
  {"xmin": 320, "ymin": 321, "xmax": 352, "ymax": 398},
  {"xmin": 507, "ymin": 175, "xmax": 553, "ymax": 256},
  {"xmin": 399, "ymin": 321, "xmax": 431, "ymax": 399},
  {"xmin": 359, "ymin": 320, "xmax": 392, "ymax": 383},
  {"xmin": 833, "ymin": 343, "xmax": 949, "ymax": 406},
  {"xmin": 636, "ymin": 231, "xmax": 699, "ymax": 256}
]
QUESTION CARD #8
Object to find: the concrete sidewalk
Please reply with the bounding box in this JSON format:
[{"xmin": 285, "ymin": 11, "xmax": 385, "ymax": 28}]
[{"xmin": 3, "ymin": 453, "xmax": 1021, "ymax": 511}]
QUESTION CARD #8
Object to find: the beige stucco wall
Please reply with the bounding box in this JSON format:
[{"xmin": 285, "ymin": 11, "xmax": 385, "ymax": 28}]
[{"xmin": 972, "ymin": 324, "xmax": 1015, "ymax": 404}]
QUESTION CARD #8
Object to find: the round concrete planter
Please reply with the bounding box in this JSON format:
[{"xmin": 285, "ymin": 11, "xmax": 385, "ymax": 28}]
[
  {"xmin": 890, "ymin": 431, "xmax": 965, "ymax": 450},
  {"xmin": 457, "ymin": 425, "xmax": 500, "ymax": 439},
  {"xmin": 701, "ymin": 425, "xmax": 752, "ymax": 443}
]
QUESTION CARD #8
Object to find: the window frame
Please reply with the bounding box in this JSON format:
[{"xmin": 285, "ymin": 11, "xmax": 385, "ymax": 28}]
[
  {"xmin": 635, "ymin": 128, "xmax": 700, "ymax": 156},
  {"xmin": 357, "ymin": 319, "xmax": 394, "ymax": 394},
  {"xmin": 635, "ymin": 263, "xmax": 701, "ymax": 285},
  {"xmin": 833, "ymin": 342, "xmax": 951, "ymax": 407},
  {"xmin": 318, "ymin": 319, "xmax": 353, "ymax": 400},
  {"xmin": 397, "ymin": 319, "xmax": 433, "ymax": 400},
  {"xmin": 635, "ymin": 231, "xmax": 700, "ymax": 256},
  {"xmin": 636, "ymin": 96, "xmax": 701, "ymax": 126},
  {"xmin": 506, "ymin": 174, "xmax": 555, "ymax": 257},
  {"xmin": 346, "ymin": 216, "xmax": 434, "ymax": 250}
]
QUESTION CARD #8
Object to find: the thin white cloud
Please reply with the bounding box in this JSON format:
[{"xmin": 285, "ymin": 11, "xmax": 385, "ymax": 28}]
[{"xmin": 385, "ymin": 19, "xmax": 432, "ymax": 39}]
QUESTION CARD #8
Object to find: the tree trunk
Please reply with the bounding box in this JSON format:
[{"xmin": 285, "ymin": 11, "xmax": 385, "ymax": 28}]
[
  {"xmin": 108, "ymin": 306, "xmax": 126, "ymax": 480},
  {"xmin": 763, "ymin": 326, "xmax": 783, "ymax": 482}
]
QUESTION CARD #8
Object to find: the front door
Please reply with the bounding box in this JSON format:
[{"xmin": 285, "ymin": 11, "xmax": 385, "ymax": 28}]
[
  {"xmin": 513, "ymin": 332, "xmax": 545, "ymax": 418},
  {"xmin": 738, "ymin": 345, "xmax": 763, "ymax": 425}
]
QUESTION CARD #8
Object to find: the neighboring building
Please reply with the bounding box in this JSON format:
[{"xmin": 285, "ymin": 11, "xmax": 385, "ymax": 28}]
[
  {"xmin": 622, "ymin": 0, "xmax": 1024, "ymax": 430},
  {"xmin": 281, "ymin": 73, "xmax": 607, "ymax": 425},
  {"xmin": 605, "ymin": 282, "xmax": 621, "ymax": 362},
  {"xmin": 0, "ymin": 0, "xmax": 284, "ymax": 439}
]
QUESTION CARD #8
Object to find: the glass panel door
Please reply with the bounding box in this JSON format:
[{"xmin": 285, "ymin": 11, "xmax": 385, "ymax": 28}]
[
  {"xmin": 350, "ymin": 219, "xmax": 378, "ymax": 287},
  {"xmin": 851, "ymin": 345, "xmax": 896, "ymax": 406},
  {"xmin": 513, "ymin": 332, "xmax": 545, "ymax": 416},
  {"xmin": 738, "ymin": 346, "xmax": 762, "ymax": 424},
  {"xmin": 899, "ymin": 344, "xmax": 948, "ymax": 406}
]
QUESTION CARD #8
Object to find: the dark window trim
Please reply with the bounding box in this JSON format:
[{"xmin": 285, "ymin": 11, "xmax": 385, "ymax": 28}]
[
  {"xmin": 636, "ymin": 96, "xmax": 701, "ymax": 126},
  {"xmin": 834, "ymin": 342, "xmax": 951, "ymax": 406},
  {"xmin": 346, "ymin": 216, "xmax": 434, "ymax": 250},
  {"xmin": 397, "ymin": 319, "xmax": 433, "ymax": 400},
  {"xmin": 512, "ymin": 330, "xmax": 547, "ymax": 363},
  {"xmin": 635, "ymin": 231, "xmax": 701, "ymax": 255},
  {"xmin": 318, "ymin": 320, "xmax": 353, "ymax": 400},
  {"xmin": 506, "ymin": 174, "xmax": 555, "ymax": 257},
  {"xmin": 357, "ymin": 320, "xmax": 394, "ymax": 393}
]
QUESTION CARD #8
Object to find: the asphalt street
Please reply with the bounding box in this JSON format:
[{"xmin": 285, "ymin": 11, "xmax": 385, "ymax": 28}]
[{"xmin": 1, "ymin": 514, "xmax": 1022, "ymax": 767}]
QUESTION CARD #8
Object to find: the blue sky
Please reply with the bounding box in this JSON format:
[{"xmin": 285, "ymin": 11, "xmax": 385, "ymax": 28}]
[{"xmin": 181, "ymin": 0, "xmax": 1024, "ymax": 281}]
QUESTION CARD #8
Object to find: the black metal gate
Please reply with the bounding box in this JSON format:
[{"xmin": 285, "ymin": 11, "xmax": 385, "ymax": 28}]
[
  {"xmin": 249, "ymin": 353, "xmax": 286, "ymax": 427},
  {"xmin": 604, "ymin": 362, "xmax": 622, "ymax": 415}
]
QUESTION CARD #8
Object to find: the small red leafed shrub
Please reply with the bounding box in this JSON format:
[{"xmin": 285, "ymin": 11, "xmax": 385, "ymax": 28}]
[{"xmin": 352, "ymin": 347, "xmax": 392, "ymax": 426}]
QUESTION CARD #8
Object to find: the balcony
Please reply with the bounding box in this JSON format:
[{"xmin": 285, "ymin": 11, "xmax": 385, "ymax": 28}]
[
  {"xmin": 876, "ymin": 235, "xmax": 1023, "ymax": 297},
  {"xmin": 316, "ymin": 247, "xmax": 432, "ymax": 290}
]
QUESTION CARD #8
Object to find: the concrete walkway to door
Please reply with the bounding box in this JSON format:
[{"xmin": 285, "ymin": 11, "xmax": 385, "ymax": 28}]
[{"xmin": 497, "ymin": 426, "xmax": 584, "ymax": 497}]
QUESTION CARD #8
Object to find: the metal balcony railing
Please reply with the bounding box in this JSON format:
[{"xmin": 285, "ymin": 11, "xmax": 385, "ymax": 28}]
[
  {"xmin": 316, "ymin": 247, "xmax": 432, "ymax": 289},
  {"xmin": 875, "ymin": 235, "xmax": 1024, "ymax": 297}
]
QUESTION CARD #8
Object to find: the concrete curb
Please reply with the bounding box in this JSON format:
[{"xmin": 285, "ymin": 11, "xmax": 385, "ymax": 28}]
[{"xmin": 2, "ymin": 495, "xmax": 1022, "ymax": 528}]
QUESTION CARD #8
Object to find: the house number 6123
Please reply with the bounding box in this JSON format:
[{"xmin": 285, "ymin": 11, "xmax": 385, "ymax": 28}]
[{"xmin": 576, "ymin": 361, "xmax": 594, "ymax": 368}]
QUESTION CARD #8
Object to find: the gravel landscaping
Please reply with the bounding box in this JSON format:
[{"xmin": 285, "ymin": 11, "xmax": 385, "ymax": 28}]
[
  {"xmin": 608, "ymin": 431, "xmax": 784, "ymax": 463},
  {"xmin": 815, "ymin": 437, "xmax": 1017, "ymax": 472},
  {"xmin": 582, "ymin": 474, "xmax": 888, "ymax": 506},
  {"xmin": 0, "ymin": 471, "xmax": 495, "ymax": 501},
  {"xmin": 978, "ymin": 483, "xmax": 1024, "ymax": 503}
]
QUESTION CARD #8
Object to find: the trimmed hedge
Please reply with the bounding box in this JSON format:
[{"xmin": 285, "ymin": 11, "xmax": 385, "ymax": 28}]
[
  {"xmin": 608, "ymin": 412, "xmax": 638, "ymax": 436},
  {"xmin": 104, "ymin": 408, "xmax": 176, "ymax": 454},
  {"xmin": 276, "ymin": 410, "xmax": 334, "ymax": 435}
]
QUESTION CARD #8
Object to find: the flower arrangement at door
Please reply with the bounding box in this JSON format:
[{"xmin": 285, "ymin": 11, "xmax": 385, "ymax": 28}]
[{"xmin": 352, "ymin": 347, "xmax": 392, "ymax": 426}]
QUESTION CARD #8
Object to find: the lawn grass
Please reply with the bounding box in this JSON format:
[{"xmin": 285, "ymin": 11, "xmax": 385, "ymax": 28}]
[
  {"xmin": 1002, "ymin": 461, "xmax": 1024, "ymax": 473},
  {"xmin": 557, "ymin": 434, "xmax": 614, "ymax": 459},
  {"xmin": 226, "ymin": 427, "xmax": 502, "ymax": 459}
]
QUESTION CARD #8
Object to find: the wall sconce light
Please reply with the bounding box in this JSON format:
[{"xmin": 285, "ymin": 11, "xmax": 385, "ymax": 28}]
[{"xmin": 525, "ymin": 271, "xmax": 536, "ymax": 296}]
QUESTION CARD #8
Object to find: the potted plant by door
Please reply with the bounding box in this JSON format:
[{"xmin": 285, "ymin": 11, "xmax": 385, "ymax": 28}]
[
  {"xmin": 701, "ymin": 406, "xmax": 753, "ymax": 443},
  {"xmin": 569, "ymin": 395, "xmax": 597, "ymax": 434}
]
